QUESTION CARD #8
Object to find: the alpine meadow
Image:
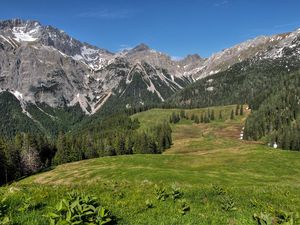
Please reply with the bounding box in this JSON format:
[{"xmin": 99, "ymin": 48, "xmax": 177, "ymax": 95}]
[{"xmin": 0, "ymin": 1, "xmax": 300, "ymax": 224}]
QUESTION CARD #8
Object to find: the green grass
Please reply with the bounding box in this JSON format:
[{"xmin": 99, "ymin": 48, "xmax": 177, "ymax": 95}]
[{"xmin": 1, "ymin": 106, "xmax": 300, "ymax": 225}]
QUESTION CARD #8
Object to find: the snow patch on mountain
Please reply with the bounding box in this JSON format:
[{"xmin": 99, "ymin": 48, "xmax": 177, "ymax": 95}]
[
  {"xmin": 0, "ymin": 35, "xmax": 18, "ymax": 48},
  {"xmin": 9, "ymin": 90, "xmax": 35, "ymax": 119},
  {"xmin": 12, "ymin": 24, "xmax": 40, "ymax": 42}
]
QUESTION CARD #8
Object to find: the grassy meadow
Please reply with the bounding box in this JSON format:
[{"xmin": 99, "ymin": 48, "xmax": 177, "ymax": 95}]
[{"xmin": 1, "ymin": 105, "xmax": 300, "ymax": 224}]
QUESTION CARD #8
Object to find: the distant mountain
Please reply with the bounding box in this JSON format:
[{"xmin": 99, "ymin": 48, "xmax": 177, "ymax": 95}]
[
  {"xmin": 1, "ymin": 18, "xmax": 300, "ymax": 136},
  {"xmin": 166, "ymin": 27, "xmax": 300, "ymax": 108}
]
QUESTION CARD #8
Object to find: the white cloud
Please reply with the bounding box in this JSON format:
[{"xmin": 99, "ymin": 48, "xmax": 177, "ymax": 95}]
[
  {"xmin": 214, "ymin": 0, "xmax": 229, "ymax": 7},
  {"xmin": 78, "ymin": 9, "xmax": 138, "ymax": 19}
]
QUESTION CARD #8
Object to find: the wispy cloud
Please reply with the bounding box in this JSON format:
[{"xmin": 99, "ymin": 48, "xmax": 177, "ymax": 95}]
[
  {"xmin": 78, "ymin": 9, "xmax": 139, "ymax": 19},
  {"xmin": 214, "ymin": 0, "xmax": 229, "ymax": 7}
]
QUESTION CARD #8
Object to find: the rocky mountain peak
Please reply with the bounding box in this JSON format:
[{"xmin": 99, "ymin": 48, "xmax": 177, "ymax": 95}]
[
  {"xmin": 129, "ymin": 43, "xmax": 150, "ymax": 53},
  {"xmin": 0, "ymin": 18, "xmax": 40, "ymax": 29},
  {"xmin": 1, "ymin": 19, "xmax": 300, "ymax": 115}
]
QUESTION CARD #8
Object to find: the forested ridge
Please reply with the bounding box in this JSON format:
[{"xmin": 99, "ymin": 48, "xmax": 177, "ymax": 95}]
[
  {"xmin": 167, "ymin": 57, "xmax": 300, "ymax": 110},
  {"xmin": 244, "ymin": 70, "xmax": 300, "ymax": 150},
  {"xmin": 166, "ymin": 57, "xmax": 300, "ymax": 151},
  {"xmin": 0, "ymin": 113, "xmax": 172, "ymax": 185}
]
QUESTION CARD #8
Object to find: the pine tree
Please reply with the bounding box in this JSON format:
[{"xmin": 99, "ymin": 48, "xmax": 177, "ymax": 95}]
[
  {"xmin": 0, "ymin": 138, "xmax": 8, "ymax": 184},
  {"xmin": 235, "ymin": 104, "xmax": 240, "ymax": 116},
  {"xmin": 125, "ymin": 136, "xmax": 134, "ymax": 154},
  {"xmin": 240, "ymin": 104, "xmax": 244, "ymax": 115},
  {"xmin": 191, "ymin": 114, "xmax": 195, "ymax": 120},
  {"xmin": 211, "ymin": 110, "xmax": 215, "ymax": 120},
  {"xmin": 6, "ymin": 145, "xmax": 22, "ymax": 180},
  {"xmin": 20, "ymin": 134, "xmax": 41, "ymax": 175},
  {"xmin": 194, "ymin": 115, "xmax": 200, "ymax": 124},
  {"xmin": 207, "ymin": 109, "xmax": 211, "ymax": 120},
  {"xmin": 180, "ymin": 110, "xmax": 185, "ymax": 119},
  {"xmin": 204, "ymin": 113, "xmax": 210, "ymax": 123},
  {"xmin": 219, "ymin": 111, "xmax": 223, "ymax": 120},
  {"xmin": 147, "ymin": 138, "xmax": 158, "ymax": 154},
  {"xmin": 115, "ymin": 135, "xmax": 126, "ymax": 155},
  {"xmin": 54, "ymin": 132, "xmax": 68, "ymax": 165},
  {"xmin": 230, "ymin": 109, "xmax": 235, "ymax": 120}
]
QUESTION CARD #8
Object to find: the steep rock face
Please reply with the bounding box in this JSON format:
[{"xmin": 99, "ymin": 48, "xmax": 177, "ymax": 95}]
[
  {"xmin": 0, "ymin": 19, "xmax": 195, "ymax": 115},
  {"xmin": 1, "ymin": 18, "xmax": 300, "ymax": 116},
  {"xmin": 122, "ymin": 44, "xmax": 205, "ymax": 78}
]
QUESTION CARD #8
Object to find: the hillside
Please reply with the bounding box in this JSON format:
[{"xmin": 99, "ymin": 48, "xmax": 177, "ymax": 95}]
[{"xmin": 1, "ymin": 106, "xmax": 300, "ymax": 225}]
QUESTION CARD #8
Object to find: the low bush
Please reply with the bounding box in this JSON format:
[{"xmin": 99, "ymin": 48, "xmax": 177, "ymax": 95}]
[{"xmin": 47, "ymin": 192, "xmax": 116, "ymax": 225}]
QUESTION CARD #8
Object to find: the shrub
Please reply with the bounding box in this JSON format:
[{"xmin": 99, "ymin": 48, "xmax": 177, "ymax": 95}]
[
  {"xmin": 47, "ymin": 192, "xmax": 116, "ymax": 225},
  {"xmin": 0, "ymin": 198, "xmax": 10, "ymax": 225},
  {"xmin": 212, "ymin": 185, "xmax": 226, "ymax": 195},
  {"xmin": 220, "ymin": 196, "xmax": 237, "ymax": 212},
  {"xmin": 170, "ymin": 185, "xmax": 183, "ymax": 202},
  {"xmin": 253, "ymin": 210, "xmax": 300, "ymax": 225},
  {"xmin": 145, "ymin": 200, "xmax": 154, "ymax": 209},
  {"xmin": 178, "ymin": 199, "xmax": 190, "ymax": 215},
  {"xmin": 155, "ymin": 186, "xmax": 168, "ymax": 201}
]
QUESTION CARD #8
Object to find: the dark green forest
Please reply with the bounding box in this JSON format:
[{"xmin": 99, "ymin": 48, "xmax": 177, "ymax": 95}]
[
  {"xmin": 243, "ymin": 71, "xmax": 300, "ymax": 150},
  {"xmin": 0, "ymin": 112, "xmax": 172, "ymax": 185}
]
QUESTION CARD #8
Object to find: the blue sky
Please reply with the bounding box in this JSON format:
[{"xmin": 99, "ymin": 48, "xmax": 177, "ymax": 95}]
[{"xmin": 1, "ymin": 0, "xmax": 300, "ymax": 58}]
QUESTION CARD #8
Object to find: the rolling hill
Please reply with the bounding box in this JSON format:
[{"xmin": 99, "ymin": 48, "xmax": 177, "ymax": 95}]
[{"xmin": 1, "ymin": 106, "xmax": 300, "ymax": 225}]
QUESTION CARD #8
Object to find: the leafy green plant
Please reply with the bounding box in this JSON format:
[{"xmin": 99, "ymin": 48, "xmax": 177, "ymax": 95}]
[
  {"xmin": 145, "ymin": 199, "xmax": 154, "ymax": 209},
  {"xmin": 250, "ymin": 197, "xmax": 260, "ymax": 208},
  {"xmin": 155, "ymin": 185, "xmax": 168, "ymax": 201},
  {"xmin": 253, "ymin": 212, "xmax": 275, "ymax": 225},
  {"xmin": 0, "ymin": 198, "xmax": 8, "ymax": 218},
  {"xmin": 212, "ymin": 184, "xmax": 226, "ymax": 195},
  {"xmin": 220, "ymin": 196, "xmax": 237, "ymax": 212},
  {"xmin": 47, "ymin": 192, "xmax": 116, "ymax": 225},
  {"xmin": 178, "ymin": 199, "xmax": 190, "ymax": 215},
  {"xmin": 170, "ymin": 185, "xmax": 183, "ymax": 202},
  {"xmin": 253, "ymin": 210, "xmax": 300, "ymax": 225},
  {"xmin": 18, "ymin": 197, "xmax": 32, "ymax": 212},
  {"xmin": 0, "ymin": 198, "xmax": 10, "ymax": 225}
]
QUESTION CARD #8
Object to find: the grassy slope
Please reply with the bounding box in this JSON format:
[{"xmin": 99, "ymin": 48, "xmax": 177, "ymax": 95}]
[{"xmin": 1, "ymin": 106, "xmax": 300, "ymax": 225}]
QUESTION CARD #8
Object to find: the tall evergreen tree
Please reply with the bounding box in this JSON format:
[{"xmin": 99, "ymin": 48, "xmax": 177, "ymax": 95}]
[
  {"xmin": 200, "ymin": 113, "xmax": 204, "ymax": 123},
  {"xmin": 240, "ymin": 104, "xmax": 244, "ymax": 115},
  {"xmin": 54, "ymin": 132, "xmax": 68, "ymax": 165},
  {"xmin": 180, "ymin": 110, "xmax": 185, "ymax": 119},
  {"xmin": 219, "ymin": 110, "xmax": 223, "ymax": 120},
  {"xmin": 0, "ymin": 138, "xmax": 8, "ymax": 184},
  {"xmin": 235, "ymin": 104, "xmax": 240, "ymax": 116},
  {"xmin": 194, "ymin": 115, "xmax": 200, "ymax": 124},
  {"xmin": 211, "ymin": 110, "xmax": 215, "ymax": 120},
  {"xmin": 230, "ymin": 109, "xmax": 235, "ymax": 120}
]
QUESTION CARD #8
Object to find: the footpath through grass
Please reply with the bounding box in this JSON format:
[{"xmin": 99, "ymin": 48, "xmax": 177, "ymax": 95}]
[{"xmin": 1, "ymin": 106, "xmax": 300, "ymax": 224}]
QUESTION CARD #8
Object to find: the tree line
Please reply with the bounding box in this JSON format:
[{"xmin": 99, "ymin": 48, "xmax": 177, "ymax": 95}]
[
  {"xmin": 244, "ymin": 70, "xmax": 300, "ymax": 151},
  {"xmin": 0, "ymin": 114, "xmax": 172, "ymax": 185},
  {"xmin": 169, "ymin": 106, "xmax": 243, "ymax": 124}
]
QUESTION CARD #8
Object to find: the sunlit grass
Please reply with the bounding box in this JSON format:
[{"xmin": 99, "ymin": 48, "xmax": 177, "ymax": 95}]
[{"xmin": 1, "ymin": 106, "xmax": 300, "ymax": 224}]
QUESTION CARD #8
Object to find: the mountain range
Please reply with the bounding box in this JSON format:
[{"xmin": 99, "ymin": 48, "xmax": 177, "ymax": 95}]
[{"xmin": 1, "ymin": 18, "xmax": 300, "ymax": 136}]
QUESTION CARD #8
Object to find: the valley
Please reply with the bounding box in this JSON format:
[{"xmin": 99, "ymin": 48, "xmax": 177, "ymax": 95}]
[
  {"xmin": 1, "ymin": 106, "xmax": 300, "ymax": 224},
  {"xmin": 0, "ymin": 16, "xmax": 300, "ymax": 225}
]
